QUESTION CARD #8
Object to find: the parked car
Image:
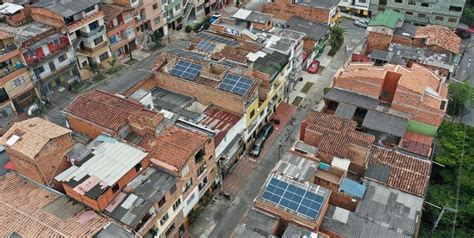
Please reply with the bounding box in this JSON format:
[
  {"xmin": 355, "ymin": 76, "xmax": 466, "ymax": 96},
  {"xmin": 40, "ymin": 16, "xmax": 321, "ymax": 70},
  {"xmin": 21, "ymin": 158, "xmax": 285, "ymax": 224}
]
[
  {"xmin": 258, "ymin": 123, "xmax": 274, "ymax": 142},
  {"xmin": 307, "ymin": 60, "xmax": 320, "ymax": 74},
  {"xmin": 210, "ymin": 12, "xmax": 222, "ymax": 24},
  {"xmin": 354, "ymin": 19, "xmax": 369, "ymax": 28},
  {"xmin": 455, "ymin": 28, "xmax": 471, "ymax": 39},
  {"xmin": 249, "ymin": 137, "xmax": 265, "ymax": 157},
  {"xmin": 197, "ymin": 22, "xmax": 210, "ymax": 32}
]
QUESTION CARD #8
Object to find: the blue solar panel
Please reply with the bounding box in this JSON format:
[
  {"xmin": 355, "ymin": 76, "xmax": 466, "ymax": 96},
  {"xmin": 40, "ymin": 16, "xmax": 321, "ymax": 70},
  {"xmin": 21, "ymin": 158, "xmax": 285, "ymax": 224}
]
[
  {"xmin": 170, "ymin": 60, "xmax": 202, "ymax": 81},
  {"xmin": 218, "ymin": 73, "xmax": 254, "ymax": 96},
  {"xmin": 197, "ymin": 41, "xmax": 216, "ymax": 52},
  {"xmin": 261, "ymin": 177, "xmax": 325, "ymax": 220},
  {"xmin": 196, "ymin": 32, "xmax": 237, "ymax": 46}
]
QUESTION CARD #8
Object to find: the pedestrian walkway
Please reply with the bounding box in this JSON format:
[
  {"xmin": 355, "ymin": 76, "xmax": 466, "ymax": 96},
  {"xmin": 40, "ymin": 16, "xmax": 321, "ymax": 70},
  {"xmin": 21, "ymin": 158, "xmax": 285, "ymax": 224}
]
[{"xmin": 222, "ymin": 157, "xmax": 257, "ymax": 197}]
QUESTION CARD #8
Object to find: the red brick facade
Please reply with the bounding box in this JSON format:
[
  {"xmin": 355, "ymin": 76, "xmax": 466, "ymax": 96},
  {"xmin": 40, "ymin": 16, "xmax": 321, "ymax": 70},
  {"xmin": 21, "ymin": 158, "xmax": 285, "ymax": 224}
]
[{"xmin": 263, "ymin": 0, "xmax": 330, "ymax": 25}]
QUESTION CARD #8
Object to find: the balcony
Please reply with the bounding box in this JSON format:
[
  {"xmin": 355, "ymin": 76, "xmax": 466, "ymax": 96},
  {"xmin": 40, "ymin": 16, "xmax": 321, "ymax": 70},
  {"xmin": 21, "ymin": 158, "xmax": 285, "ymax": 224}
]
[
  {"xmin": 77, "ymin": 41, "xmax": 109, "ymax": 54},
  {"xmin": 0, "ymin": 45, "xmax": 19, "ymax": 63},
  {"xmin": 78, "ymin": 25, "xmax": 105, "ymax": 39},
  {"xmin": 0, "ymin": 64, "xmax": 26, "ymax": 82},
  {"xmin": 24, "ymin": 39, "xmax": 71, "ymax": 66}
]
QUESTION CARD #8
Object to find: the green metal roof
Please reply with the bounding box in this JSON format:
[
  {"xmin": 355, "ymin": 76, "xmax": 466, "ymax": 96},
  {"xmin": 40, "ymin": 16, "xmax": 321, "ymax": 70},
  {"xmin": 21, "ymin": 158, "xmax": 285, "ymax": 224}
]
[
  {"xmin": 406, "ymin": 120, "xmax": 438, "ymax": 137},
  {"xmin": 368, "ymin": 10, "xmax": 404, "ymax": 29},
  {"xmin": 253, "ymin": 51, "xmax": 288, "ymax": 81}
]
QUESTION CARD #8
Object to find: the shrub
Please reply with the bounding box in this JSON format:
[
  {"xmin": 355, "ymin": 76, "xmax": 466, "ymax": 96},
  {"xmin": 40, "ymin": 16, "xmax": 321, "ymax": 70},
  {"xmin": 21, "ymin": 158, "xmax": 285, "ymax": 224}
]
[{"xmin": 185, "ymin": 25, "xmax": 193, "ymax": 33}]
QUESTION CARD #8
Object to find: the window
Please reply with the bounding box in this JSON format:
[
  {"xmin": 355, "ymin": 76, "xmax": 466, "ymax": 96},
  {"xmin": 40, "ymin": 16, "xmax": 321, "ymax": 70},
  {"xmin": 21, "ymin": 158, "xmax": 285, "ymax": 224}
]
[
  {"xmin": 99, "ymin": 52, "xmax": 109, "ymax": 61},
  {"xmin": 11, "ymin": 77, "xmax": 25, "ymax": 88},
  {"xmin": 159, "ymin": 212, "xmax": 169, "ymax": 226},
  {"xmin": 154, "ymin": 17, "xmax": 160, "ymax": 24},
  {"xmin": 183, "ymin": 178, "xmax": 192, "ymax": 192},
  {"xmin": 378, "ymin": 0, "xmax": 386, "ymax": 6},
  {"xmin": 440, "ymin": 100, "xmax": 447, "ymax": 110},
  {"xmin": 435, "ymin": 16, "xmax": 444, "ymax": 21},
  {"xmin": 0, "ymin": 106, "xmax": 13, "ymax": 119},
  {"xmin": 418, "ymin": 13, "xmax": 427, "ymax": 18},
  {"xmin": 449, "ymin": 6, "xmax": 463, "ymax": 12},
  {"xmin": 170, "ymin": 184, "xmax": 177, "ymax": 194},
  {"xmin": 406, "ymin": 11, "xmax": 413, "ymax": 15},
  {"xmin": 89, "ymin": 21, "xmax": 99, "ymax": 31},
  {"xmin": 172, "ymin": 198, "xmax": 181, "ymax": 211},
  {"xmin": 153, "ymin": 3, "xmax": 158, "ymax": 9},
  {"xmin": 408, "ymin": 0, "xmax": 415, "ymax": 5},
  {"xmin": 394, "ymin": 0, "xmax": 401, "ymax": 3},
  {"xmin": 134, "ymin": 162, "xmax": 142, "ymax": 172},
  {"xmin": 36, "ymin": 66, "xmax": 45, "ymax": 73},
  {"xmin": 249, "ymin": 109, "xmax": 255, "ymax": 118},
  {"xmin": 197, "ymin": 163, "xmax": 206, "ymax": 176},
  {"xmin": 158, "ymin": 197, "xmax": 166, "ymax": 207},
  {"xmin": 94, "ymin": 36, "xmax": 103, "ymax": 45},
  {"xmin": 84, "ymin": 6, "xmax": 95, "ymax": 13},
  {"xmin": 165, "ymin": 223, "xmax": 175, "ymax": 237},
  {"xmin": 448, "ymin": 18, "xmax": 458, "ymax": 23},
  {"xmin": 58, "ymin": 54, "xmax": 67, "ymax": 62},
  {"xmin": 421, "ymin": 3, "xmax": 429, "ymax": 7},
  {"xmin": 112, "ymin": 183, "xmax": 120, "ymax": 193}
]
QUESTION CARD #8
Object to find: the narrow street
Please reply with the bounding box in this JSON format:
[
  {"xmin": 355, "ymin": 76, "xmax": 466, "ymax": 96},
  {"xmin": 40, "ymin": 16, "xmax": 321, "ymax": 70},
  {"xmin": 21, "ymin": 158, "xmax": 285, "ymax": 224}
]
[{"xmin": 188, "ymin": 18, "xmax": 367, "ymax": 238}]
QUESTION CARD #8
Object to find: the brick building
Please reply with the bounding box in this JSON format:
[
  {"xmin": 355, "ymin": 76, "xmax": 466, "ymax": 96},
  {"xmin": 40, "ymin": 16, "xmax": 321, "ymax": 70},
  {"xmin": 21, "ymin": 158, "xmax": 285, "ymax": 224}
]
[
  {"xmin": 102, "ymin": 3, "xmax": 137, "ymax": 59},
  {"xmin": 64, "ymin": 89, "xmax": 163, "ymax": 140},
  {"xmin": 0, "ymin": 30, "xmax": 37, "ymax": 117},
  {"xmin": 0, "ymin": 117, "xmax": 73, "ymax": 188},
  {"xmin": 0, "ymin": 173, "xmax": 132, "ymax": 237},
  {"xmin": 263, "ymin": 0, "xmax": 341, "ymax": 26},
  {"xmin": 0, "ymin": 2, "xmax": 27, "ymax": 26},
  {"xmin": 369, "ymin": 0, "xmax": 466, "ymax": 28},
  {"xmin": 31, "ymin": 0, "xmax": 112, "ymax": 78}
]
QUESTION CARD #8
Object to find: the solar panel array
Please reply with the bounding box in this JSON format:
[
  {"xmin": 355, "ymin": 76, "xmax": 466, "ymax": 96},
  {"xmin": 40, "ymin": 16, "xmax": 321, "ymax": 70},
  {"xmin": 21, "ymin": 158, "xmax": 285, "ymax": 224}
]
[
  {"xmin": 218, "ymin": 73, "xmax": 253, "ymax": 96},
  {"xmin": 196, "ymin": 32, "xmax": 237, "ymax": 46},
  {"xmin": 261, "ymin": 177, "xmax": 325, "ymax": 220},
  {"xmin": 197, "ymin": 41, "xmax": 216, "ymax": 52},
  {"xmin": 170, "ymin": 60, "xmax": 203, "ymax": 81}
]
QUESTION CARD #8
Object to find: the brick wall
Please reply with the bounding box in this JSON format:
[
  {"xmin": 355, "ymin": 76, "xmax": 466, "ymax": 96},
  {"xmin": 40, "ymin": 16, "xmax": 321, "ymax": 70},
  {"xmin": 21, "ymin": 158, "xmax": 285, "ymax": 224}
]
[
  {"xmin": 334, "ymin": 75, "xmax": 383, "ymax": 99},
  {"xmin": 393, "ymin": 86, "xmax": 444, "ymax": 126},
  {"xmin": 6, "ymin": 134, "xmax": 73, "ymax": 190},
  {"xmin": 392, "ymin": 35, "xmax": 412, "ymax": 46},
  {"xmin": 67, "ymin": 114, "xmax": 116, "ymax": 140},
  {"xmin": 367, "ymin": 32, "xmax": 392, "ymax": 53},
  {"xmin": 263, "ymin": 0, "xmax": 329, "ymax": 24},
  {"xmin": 155, "ymin": 73, "xmax": 245, "ymax": 114},
  {"xmin": 6, "ymin": 10, "xmax": 27, "ymax": 26},
  {"xmin": 303, "ymin": 38, "xmax": 317, "ymax": 53},
  {"xmin": 329, "ymin": 191, "xmax": 358, "ymax": 212},
  {"xmin": 31, "ymin": 7, "xmax": 65, "ymax": 28}
]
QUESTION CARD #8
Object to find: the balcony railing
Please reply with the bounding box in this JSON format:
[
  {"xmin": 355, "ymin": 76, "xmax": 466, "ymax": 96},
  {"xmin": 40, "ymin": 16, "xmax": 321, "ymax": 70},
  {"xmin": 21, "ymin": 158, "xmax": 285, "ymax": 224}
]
[
  {"xmin": 77, "ymin": 41, "xmax": 108, "ymax": 54},
  {"xmin": 24, "ymin": 40, "xmax": 70, "ymax": 65},
  {"xmin": 0, "ymin": 44, "xmax": 18, "ymax": 59},
  {"xmin": 0, "ymin": 64, "xmax": 24, "ymax": 79},
  {"xmin": 78, "ymin": 25, "xmax": 105, "ymax": 39}
]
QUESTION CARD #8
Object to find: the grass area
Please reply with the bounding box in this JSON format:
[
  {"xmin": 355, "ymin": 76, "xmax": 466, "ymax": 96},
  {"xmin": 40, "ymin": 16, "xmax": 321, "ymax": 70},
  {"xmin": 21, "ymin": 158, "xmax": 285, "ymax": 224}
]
[
  {"xmin": 317, "ymin": 66, "xmax": 325, "ymax": 75},
  {"xmin": 93, "ymin": 74, "xmax": 106, "ymax": 82},
  {"xmin": 292, "ymin": 96, "xmax": 304, "ymax": 106},
  {"xmin": 151, "ymin": 41, "xmax": 165, "ymax": 51},
  {"xmin": 105, "ymin": 65, "xmax": 125, "ymax": 75},
  {"xmin": 124, "ymin": 58, "xmax": 138, "ymax": 65},
  {"xmin": 301, "ymin": 82, "xmax": 314, "ymax": 94},
  {"xmin": 71, "ymin": 81, "xmax": 93, "ymax": 93}
]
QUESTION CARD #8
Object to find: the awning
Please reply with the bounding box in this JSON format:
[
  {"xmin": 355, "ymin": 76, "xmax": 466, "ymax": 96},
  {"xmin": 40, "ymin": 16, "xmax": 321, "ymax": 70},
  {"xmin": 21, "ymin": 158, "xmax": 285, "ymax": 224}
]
[
  {"xmin": 335, "ymin": 102, "xmax": 357, "ymax": 120},
  {"xmin": 362, "ymin": 110, "xmax": 408, "ymax": 137}
]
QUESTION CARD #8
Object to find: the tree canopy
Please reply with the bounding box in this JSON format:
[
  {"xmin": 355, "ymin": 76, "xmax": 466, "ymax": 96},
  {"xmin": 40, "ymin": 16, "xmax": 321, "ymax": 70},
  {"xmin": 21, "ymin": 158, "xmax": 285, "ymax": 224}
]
[{"xmin": 329, "ymin": 25, "xmax": 344, "ymax": 55}]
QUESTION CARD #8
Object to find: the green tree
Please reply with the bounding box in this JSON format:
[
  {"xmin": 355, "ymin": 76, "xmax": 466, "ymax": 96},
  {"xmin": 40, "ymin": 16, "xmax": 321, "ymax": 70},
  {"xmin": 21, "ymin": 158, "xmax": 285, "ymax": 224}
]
[
  {"xmin": 447, "ymin": 80, "xmax": 474, "ymax": 116},
  {"xmin": 462, "ymin": 7, "xmax": 474, "ymax": 27},
  {"xmin": 329, "ymin": 25, "xmax": 344, "ymax": 55}
]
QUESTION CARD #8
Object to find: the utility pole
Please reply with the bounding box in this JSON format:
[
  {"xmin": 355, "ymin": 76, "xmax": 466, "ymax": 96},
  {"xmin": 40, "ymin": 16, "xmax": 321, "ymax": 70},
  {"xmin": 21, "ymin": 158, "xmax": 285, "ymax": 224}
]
[{"xmin": 431, "ymin": 206, "xmax": 458, "ymax": 233}]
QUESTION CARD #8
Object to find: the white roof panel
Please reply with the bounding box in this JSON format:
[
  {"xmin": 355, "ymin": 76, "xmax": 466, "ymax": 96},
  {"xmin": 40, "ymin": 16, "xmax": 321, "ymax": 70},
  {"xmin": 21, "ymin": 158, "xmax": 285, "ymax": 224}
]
[
  {"xmin": 232, "ymin": 9, "xmax": 252, "ymax": 20},
  {"xmin": 0, "ymin": 3, "xmax": 24, "ymax": 14}
]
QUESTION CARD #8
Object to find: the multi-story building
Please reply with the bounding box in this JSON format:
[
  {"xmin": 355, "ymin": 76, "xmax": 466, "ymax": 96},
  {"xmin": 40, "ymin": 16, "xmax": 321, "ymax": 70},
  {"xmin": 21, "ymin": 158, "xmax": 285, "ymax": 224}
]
[
  {"xmin": 1, "ymin": 21, "xmax": 79, "ymax": 101},
  {"xmin": 263, "ymin": 0, "xmax": 341, "ymax": 26},
  {"xmin": 31, "ymin": 0, "xmax": 112, "ymax": 77},
  {"xmin": 0, "ymin": 117, "xmax": 73, "ymax": 189},
  {"xmin": 106, "ymin": 0, "xmax": 167, "ymax": 51},
  {"xmin": 163, "ymin": 0, "xmax": 185, "ymax": 31},
  {"xmin": 0, "ymin": 30, "xmax": 36, "ymax": 118},
  {"xmin": 369, "ymin": 0, "xmax": 466, "ymax": 28},
  {"xmin": 338, "ymin": 0, "xmax": 371, "ymax": 16},
  {"xmin": 102, "ymin": 3, "xmax": 138, "ymax": 59}
]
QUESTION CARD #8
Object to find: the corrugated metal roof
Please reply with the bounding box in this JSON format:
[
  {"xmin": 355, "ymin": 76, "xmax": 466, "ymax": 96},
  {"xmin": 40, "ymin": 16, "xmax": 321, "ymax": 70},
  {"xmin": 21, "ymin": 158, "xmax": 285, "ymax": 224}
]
[
  {"xmin": 275, "ymin": 152, "xmax": 318, "ymax": 182},
  {"xmin": 325, "ymin": 88, "xmax": 379, "ymax": 110},
  {"xmin": 33, "ymin": 0, "xmax": 100, "ymax": 17},
  {"xmin": 334, "ymin": 102, "xmax": 357, "ymax": 120},
  {"xmin": 321, "ymin": 181, "xmax": 423, "ymax": 237},
  {"xmin": 282, "ymin": 223, "xmax": 313, "ymax": 238},
  {"xmin": 55, "ymin": 135, "xmax": 148, "ymax": 187},
  {"xmin": 339, "ymin": 178, "xmax": 367, "ymax": 199},
  {"xmin": 362, "ymin": 110, "xmax": 408, "ymax": 137}
]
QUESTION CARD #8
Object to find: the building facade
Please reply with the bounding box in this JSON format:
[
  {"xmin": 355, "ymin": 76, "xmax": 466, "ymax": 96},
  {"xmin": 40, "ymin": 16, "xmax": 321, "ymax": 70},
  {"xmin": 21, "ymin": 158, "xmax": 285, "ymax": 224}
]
[
  {"xmin": 263, "ymin": 0, "xmax": 341, "ymax": 26},
  {"xmin": 369, "ymin": 0, "xmax": 466, "ymax": 28},
  {"xmin": 102, "ymin": 4, "xmax": 138, "ymax": 60}
]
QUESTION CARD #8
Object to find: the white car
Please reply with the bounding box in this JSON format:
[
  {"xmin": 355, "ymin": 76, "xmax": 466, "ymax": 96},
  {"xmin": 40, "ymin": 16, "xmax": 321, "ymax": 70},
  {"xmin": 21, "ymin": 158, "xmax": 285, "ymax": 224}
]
[
  {"xmin": 354, "ymin": 19, "xmax": 369, "ymax": 28},
  {"xmin": 0, "ymin": 145, "xmax": 5, "ymax": 153}
]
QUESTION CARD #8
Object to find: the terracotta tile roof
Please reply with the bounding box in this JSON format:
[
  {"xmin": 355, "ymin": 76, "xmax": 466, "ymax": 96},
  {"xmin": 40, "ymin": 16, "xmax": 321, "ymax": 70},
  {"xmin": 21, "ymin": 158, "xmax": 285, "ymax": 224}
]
[
  {"xmin": 416, "ymin": 25, "xmax": 461, "ymax": 54},
  {"xmin": 0, "ymin": 173, "xmax": 109, "ymax": 237},
  {"xmin": 201, "ymin": 105, "xmax": 241, "ymax": 146},
  {"xmin": 0, "ymin": 117, "xmax": 71, "ymax": 159},
  {"xmin": 212, "ymin": 46, "xmax": 248, "ymax": 64},
  {"xmin": 139, "ymin": 126, "xmax": 208, "ymax": 170},
  {"xmin": 102, "ymin": 4, "xmax": 130, "ymax": 23},
  {"xmin": 302, "ymin": 111, "xmax": 375, "ymax": 164},
  {"xmin": 0, "ymin": 30, "xmax": 13, "ymax": 40},
  {"xmin": 400, "ymin": 131, "xmax": 433, "ymax": 157},
  {"xmin": 238, "ymin": 41, "xmax": 264, "ymax": 52},
  {"xmin": 368, "ymin": 146, "xmax": 431, "ymax": 197},
  {"xmin": 67, "ymin": 10, "xmax": 104, "ymax": 32},
  {"xmin": 65, "ymin": 90, "xmax": 162, "ymax": 132}
]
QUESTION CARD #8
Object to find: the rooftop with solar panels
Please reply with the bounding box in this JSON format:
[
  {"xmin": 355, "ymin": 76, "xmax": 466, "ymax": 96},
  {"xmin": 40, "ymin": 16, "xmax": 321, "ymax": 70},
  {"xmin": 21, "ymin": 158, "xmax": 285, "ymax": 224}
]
[{"xmin": 255, "ymin": 174, "xmax": 331, "ymax": 230}]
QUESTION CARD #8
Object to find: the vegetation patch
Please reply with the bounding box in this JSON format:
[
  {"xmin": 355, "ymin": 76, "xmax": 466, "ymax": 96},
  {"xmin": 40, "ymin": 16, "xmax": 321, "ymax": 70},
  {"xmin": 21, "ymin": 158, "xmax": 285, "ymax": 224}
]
[{"xmin": 301, "ymin": 82, "xmax": 314, "ymax": 94}]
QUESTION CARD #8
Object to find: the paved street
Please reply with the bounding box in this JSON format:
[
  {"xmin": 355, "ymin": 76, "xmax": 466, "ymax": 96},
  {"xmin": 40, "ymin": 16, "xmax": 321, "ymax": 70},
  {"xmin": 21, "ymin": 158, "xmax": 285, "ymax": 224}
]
[
  {"xmin": 188, "ymin": 19, "xmax": 366, "ymax": 238},
  {"xmin": 454, "ymin": 37, "xmax": 474, "ymax": 126}
]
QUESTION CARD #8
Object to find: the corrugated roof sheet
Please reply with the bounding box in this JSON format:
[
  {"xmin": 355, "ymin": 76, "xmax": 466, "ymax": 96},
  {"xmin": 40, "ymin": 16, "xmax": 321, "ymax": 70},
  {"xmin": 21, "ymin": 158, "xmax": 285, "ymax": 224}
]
[
  {"xmin": 33, "ymin": 0, "xmax": 100, "ymax": 17},
  {"xmin": 334, "ymin": 102, "xmax": 357, "ymax": 120},
  {"xmin": 325, "ymin": 88, "xmax": 379, "ymax": 110},
  {"xmin": 362, "ymin": 110, "xmax": 408, "ymax": 137},
  {"xmin": 368, "ymin": 10, "xmax": 404, "ymax": 29},
  {"xmin": 275, "ymin": 151, "xmax": 319, "ymax": 182},
  {"xmin": 234, "ymin": 208, "xmax": 279, "ymax": 237},
  {"xmin": 339, "ymin": 178, "xmax": 366, "ymax": 199}
]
